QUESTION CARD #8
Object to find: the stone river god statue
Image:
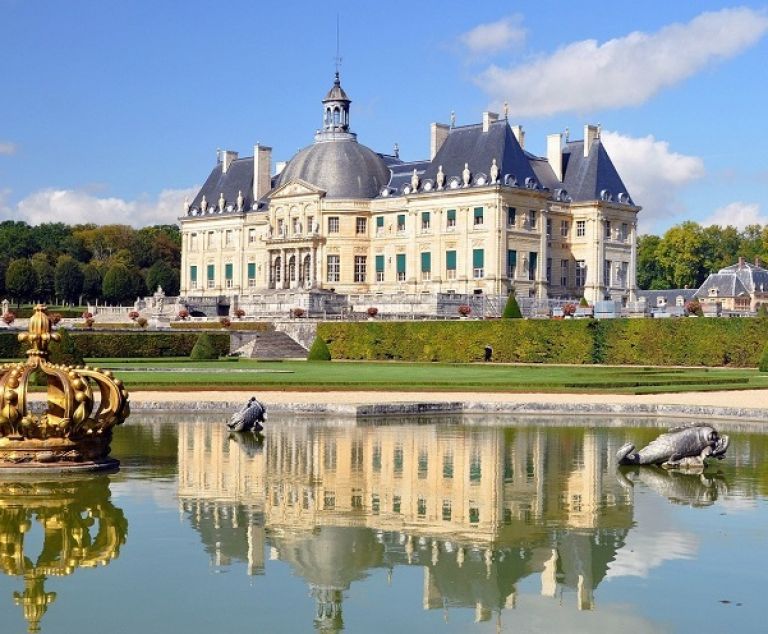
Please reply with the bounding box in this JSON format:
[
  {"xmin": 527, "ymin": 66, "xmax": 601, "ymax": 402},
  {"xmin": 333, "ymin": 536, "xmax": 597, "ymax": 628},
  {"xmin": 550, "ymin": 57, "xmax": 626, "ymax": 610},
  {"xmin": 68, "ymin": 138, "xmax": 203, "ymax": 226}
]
[{"xmin": 617, "ymin": 423, "xmax": 729, "ymax": 469}]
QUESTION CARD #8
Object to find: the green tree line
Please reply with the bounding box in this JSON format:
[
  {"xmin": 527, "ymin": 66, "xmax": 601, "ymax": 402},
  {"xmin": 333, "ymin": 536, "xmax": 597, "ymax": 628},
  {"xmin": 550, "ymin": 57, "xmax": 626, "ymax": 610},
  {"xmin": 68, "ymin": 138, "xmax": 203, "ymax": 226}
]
[
  {"xmin": 0, "ymin": 221, "xmax": 180, "ymax": 306},
  {"xmin": 638, "ymin": 221, "xmax": 768, "ymax": 290}
]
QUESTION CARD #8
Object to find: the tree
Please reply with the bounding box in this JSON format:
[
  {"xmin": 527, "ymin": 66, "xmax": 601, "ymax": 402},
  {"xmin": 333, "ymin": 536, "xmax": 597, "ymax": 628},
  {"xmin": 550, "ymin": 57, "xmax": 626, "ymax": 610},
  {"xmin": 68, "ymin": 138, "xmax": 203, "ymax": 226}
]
[
  {"xmin": 759, "ymin": 340, "xmax": 768, "ymax": 373},
  {"xmin": 190, "ymin": 333, "xmax": 218, "ymax": 360},
  {"xmin": 501, "ymin": 292, "xmax": 522, "ymax": 318},
  {"xmin": 5, "ymin": 258, "xmax": 37, "ymax": 305},
  {"xmin": 31, "ymin": 253, "xmax": 55, "ymax": 302},
  {"xmin": 307, "ymin": 336, "xmax": 331, "ymax": 361},
  {"xmin": 102, "ymin": 264, "xmax": 136, "ymax": 304},
  {"xmin": 145, "ymin": 260, "xmax": 180, "ymax": 296},
  {"xmin": 655, "ymin": 222, "xmax": 707, "ymax": 288},
  {"xmin": 81, "ymin": 263, "xmax": 103, "ymax": 301},
  {"xmin": 54, "ymin": 255, "xmax": 84, "ymax": 304},
  {"xmin": 636, "ymin": 234, "xmax": 667, "ymax": 290},
  {"xmin": 0, "ymin": 221, "xmax": 35, "ymax": 259}
]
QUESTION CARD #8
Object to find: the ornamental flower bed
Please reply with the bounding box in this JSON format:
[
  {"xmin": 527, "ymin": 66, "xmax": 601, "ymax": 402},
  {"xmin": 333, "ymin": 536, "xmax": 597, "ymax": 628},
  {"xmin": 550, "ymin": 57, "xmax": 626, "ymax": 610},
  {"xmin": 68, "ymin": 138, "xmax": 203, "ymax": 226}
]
[{"xmin": 457, "ymin": 304, "xmax": 472, "ymax": 317}]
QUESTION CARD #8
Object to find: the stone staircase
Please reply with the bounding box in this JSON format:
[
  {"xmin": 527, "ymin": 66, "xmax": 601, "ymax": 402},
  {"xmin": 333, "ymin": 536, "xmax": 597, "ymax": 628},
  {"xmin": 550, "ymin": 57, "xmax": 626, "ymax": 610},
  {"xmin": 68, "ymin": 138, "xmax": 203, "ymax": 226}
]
[{"xmin": 234, "ymin": 331, "xmax": 308, "ymax": 360}]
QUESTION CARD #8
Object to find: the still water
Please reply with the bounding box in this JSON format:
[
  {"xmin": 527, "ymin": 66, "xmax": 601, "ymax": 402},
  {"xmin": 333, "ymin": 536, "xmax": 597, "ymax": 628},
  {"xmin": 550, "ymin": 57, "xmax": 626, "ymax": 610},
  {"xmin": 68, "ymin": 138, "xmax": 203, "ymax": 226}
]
[{"xmin": 1, "ymin": 413, "xmax": 767, "ymax": 633}]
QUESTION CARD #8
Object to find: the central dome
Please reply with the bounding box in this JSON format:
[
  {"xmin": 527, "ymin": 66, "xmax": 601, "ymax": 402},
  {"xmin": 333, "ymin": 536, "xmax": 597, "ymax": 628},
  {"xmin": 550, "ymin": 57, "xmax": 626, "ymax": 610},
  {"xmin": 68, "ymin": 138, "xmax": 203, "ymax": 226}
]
[
  {"xmin": 277, "ymin": 138, "xmax": 391, "ymax": 199},
  {"xmin": 274, "ymin": 74, "xmax": 391, "ymax": 199}
]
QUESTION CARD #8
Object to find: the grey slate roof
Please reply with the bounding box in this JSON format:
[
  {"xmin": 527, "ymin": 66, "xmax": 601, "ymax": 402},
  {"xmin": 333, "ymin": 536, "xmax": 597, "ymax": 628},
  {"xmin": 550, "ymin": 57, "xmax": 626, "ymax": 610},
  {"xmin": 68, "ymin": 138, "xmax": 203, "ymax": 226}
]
[
  {"xmin": 693, "ymin": 262, "xmax": 768, "ymax": 299},
  {"xmin": 562, "ymin": 140, "xmax": 633, "ymax": 204},
  {"xmin": 275, "ymin": 137, "xmax": 391, "ymax": 199},
  {"xmin": 190, "ymin": 158, "xmax": 254, "ymax": 214},
  {"xmin": 637, "ymin": 289, "xmax": 697, "ymax": 305},
  {"xmin": 386, "ymin": 160, "xmax": 431, "ymax": 193}
]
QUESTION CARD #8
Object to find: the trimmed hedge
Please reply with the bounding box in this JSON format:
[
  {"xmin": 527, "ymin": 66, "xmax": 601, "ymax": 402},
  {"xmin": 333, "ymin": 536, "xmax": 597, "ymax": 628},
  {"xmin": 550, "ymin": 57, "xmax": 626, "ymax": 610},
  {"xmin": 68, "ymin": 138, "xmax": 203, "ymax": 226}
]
[
  {"xmin": 170, "ymin": 321, "xmax": 273, "ymax": 331},
  {"xmin": 8, "ymin": 306, "xmax": 87, "ymax": 319},
  {"xmin": 318, "ymin": 318, "xmax": 768, "ymax": 367},
  {"xmin": 0, "ymin": 331, "xmax": 230, "ymax": 359}
]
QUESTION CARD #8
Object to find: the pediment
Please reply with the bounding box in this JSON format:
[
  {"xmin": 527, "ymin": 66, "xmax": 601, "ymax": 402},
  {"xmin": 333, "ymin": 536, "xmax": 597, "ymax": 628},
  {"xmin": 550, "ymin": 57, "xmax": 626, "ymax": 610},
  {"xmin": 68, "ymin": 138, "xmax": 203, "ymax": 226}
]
[{"xmin": 268, "ymin": 179, "xmax": 326, "ymax": 200}]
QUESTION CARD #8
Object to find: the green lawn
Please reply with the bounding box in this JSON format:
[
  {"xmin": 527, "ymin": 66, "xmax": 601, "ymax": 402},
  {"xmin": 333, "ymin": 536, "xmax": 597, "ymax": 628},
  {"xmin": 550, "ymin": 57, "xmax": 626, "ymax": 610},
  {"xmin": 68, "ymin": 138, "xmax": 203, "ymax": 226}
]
[{"xmin": 81, "ymin": 359, "xmax": 768, "ymax": 394}]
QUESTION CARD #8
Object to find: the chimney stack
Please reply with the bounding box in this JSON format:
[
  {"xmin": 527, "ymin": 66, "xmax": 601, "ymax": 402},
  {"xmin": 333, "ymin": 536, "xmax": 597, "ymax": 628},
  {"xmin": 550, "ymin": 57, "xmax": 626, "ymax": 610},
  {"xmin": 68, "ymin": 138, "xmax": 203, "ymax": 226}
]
[
  {"xmin": 547, "ymin": 133, "xmax": 563, "ymax": 182},
  {"xmin": 219, "ymin": 150, "xmax": 239, "ymax": 174},
  {"xmin": 253, "ymin": 144, "xmax": 272, "ymax": 203},
  {"xmin": 430, "ymin": 123, "xmax": 449, "ymax": 160},
  {"xmin": 584, "ymin": 124, "xmax": 599, "ymax": 157},
  {"xmin": 511, "ymin": 125, "xmax": 525, "ymax": 149},
  {"xmin": 482, "ymin": 111, "xmax": 499, "ymax": 132}
]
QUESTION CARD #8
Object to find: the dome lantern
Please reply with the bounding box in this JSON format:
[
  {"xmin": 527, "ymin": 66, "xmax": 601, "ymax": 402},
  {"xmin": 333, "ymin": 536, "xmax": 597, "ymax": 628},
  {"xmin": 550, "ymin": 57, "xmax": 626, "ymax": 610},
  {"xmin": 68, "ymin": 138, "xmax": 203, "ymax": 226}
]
[{"xmin": 321, "ymin": 73, "xmax": 352, "ymax": 135}]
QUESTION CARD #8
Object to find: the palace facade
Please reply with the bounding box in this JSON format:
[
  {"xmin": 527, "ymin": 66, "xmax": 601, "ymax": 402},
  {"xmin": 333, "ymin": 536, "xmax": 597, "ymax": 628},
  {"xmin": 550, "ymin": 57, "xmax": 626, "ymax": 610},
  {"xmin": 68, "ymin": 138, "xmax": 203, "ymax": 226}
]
[{"xmin": 180, "ymin": 73, "xmax": 640, "ymax": 312}]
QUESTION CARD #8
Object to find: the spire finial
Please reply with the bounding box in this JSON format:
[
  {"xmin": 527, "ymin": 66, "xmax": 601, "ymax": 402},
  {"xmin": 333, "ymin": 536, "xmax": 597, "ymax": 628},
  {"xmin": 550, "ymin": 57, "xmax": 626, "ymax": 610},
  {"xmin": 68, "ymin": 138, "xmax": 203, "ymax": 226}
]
[
  {"xmin": 334, "ymin": 14, "xmax": 342, "ymax": 78},
  {"xmin": 503, "ymin": 101, "xmax": 509, "ymax": 119}
]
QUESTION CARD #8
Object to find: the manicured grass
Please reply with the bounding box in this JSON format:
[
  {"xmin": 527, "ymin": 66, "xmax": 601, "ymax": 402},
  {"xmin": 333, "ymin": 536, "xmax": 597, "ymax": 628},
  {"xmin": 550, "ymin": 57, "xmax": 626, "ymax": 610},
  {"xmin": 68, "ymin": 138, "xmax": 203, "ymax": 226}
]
[{"xmin": 89, "ymin": 359, "xmax": 768, "ymax": 394}]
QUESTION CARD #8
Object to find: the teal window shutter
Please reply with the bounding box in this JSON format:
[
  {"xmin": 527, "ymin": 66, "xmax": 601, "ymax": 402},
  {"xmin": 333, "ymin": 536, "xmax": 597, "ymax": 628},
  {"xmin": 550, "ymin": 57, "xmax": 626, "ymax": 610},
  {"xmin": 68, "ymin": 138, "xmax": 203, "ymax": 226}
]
[
  {"xmin": 421, "ymin": 252, "xmax": 431, "ymax": 272},
  {"xmin": 247, "ymin": 262, "xmax": 256, "ymax": 278},
  {"xmin": 447, "ymin": 209, "xmax": 456, "ymax": 222},
  {"xmin": 446, "ymin": 250, "xmax": 457, "ymax": 269},
  {"xmin": 190, "ymin": 266, "xmax": 197, "ymax": 282},
  {"xmin": 375, "ymin": 255, "xmax": 384, "ymax": 272},
  {"xmin": 474, "ymin": 207, "xmax": 484, "ymax": 219},
  {"xmin": 376, "ymin": 216, "xmax": 384, "ymax": 227},
  {"xmin": 396, "ymin": 253, "xmax": 406, "ymax": 274},
  {"xmin": 397, "ymin": 214, "xmax": 405, "ymax": 228},
  {"xmin": 473, "ymin": 249, "xmax": 484, "ymax": 268},
  {"xmin": 422, "ymin": 211, "xmax": 430, "ymax": 223},
  {"xmin": 206, "ymin": 264, "xmax": 215, "ymax": 280},
  {"xmin": 225, "ymin": 263, "xmax": 233, "ymax": 280},
  {"xmin": 507, "ymin": 250, "xmax": 517, "ymax": 267}
]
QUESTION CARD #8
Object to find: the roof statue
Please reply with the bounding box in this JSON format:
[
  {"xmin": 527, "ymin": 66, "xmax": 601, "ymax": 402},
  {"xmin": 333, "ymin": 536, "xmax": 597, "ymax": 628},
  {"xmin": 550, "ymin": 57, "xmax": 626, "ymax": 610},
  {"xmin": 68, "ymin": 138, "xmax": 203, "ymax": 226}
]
[
  {"xmin": 218, "ymin": 192, "xmax": 225, "ymax": 212},
  {"xmin": 183, "ymin": 197, "xmax": 190, "ymax": 213},
  {"xmin": 462, "ymin": 163, "xmax": 471, "ymax": 187},
  {"xmin": 436, "ymin": 165, "xmax": 445, "ymax": 190},
  {"xmin": 410, "ymin": 169, "xmax": 419, "ymax": 192},
  {"xmin": 237, "ymin": 190, "xmax": 244, "ymax": 212},
  {"xmin": 0, "ymin": 305, "xmax": 130, "ymax": 471},
  {"xmin": 200, "ymin": 195, "xmax": 208, "ymax": 212},
  {"xmin": 490, "ymin": 158, "xmax": 499, "ymax": 184}
]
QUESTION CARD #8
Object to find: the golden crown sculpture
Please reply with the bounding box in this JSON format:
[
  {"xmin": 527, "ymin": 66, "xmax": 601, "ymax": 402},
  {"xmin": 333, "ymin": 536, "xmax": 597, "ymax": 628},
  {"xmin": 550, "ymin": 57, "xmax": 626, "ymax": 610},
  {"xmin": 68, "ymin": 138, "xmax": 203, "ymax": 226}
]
[{"xmin": 0, "ymin": 305, "xmax": 130, "ymax": 469}]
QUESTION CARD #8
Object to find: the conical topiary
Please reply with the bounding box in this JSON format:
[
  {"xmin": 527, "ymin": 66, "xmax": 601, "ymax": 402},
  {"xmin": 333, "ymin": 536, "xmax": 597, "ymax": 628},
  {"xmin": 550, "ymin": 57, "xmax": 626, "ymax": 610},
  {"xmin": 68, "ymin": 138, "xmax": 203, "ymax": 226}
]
[
  {"xmin": 190, "ymin": 332, "xmax": 218, "ymax": 360},
  {"xmin": 759, "ymin": 341, "xmax": 768, "ymax": 372},
  {"xmin": 502, "ymin": 293, "xmax": 522, "ymax": 319},
  {"xmin": 307, "ymin": 336, "xmax": 331, "ymax": 361},
  {"xmin": 579, "ymin": 297, "xmax": 589, "ymax": 308}
]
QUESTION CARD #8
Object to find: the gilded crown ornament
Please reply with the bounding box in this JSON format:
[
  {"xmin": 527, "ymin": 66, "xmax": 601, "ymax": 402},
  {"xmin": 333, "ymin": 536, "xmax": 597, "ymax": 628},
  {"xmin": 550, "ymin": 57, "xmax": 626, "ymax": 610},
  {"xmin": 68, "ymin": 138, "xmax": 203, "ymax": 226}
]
[{"xmin": 0, "ymin": 305, "xmax": 130, "ymax": 470}]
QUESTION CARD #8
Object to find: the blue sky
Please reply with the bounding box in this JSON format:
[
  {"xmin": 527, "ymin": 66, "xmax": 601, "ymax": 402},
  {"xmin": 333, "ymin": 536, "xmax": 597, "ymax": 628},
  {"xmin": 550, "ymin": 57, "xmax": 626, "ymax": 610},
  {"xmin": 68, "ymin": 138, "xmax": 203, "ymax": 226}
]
[{"xmin": 1, "ymin": 0, "xmax": 767, "ymax": 234}]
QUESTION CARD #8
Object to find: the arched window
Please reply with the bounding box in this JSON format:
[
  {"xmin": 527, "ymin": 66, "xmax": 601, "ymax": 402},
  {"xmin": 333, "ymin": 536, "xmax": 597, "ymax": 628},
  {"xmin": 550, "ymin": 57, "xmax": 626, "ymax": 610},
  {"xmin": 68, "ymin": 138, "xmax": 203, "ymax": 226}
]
[
  {"xmin": 333, "ymin": 107, "xmax": 340, "ymax": 125},
  {"xmin": 288, "ymin": 255, "xmax": 296, "ymax": 281},
  {"xmin": 274, "ymin": 257, "xmax": 282, "ymax": 283},
  {"xmin": 303, "ymin": 254, "xmax": 312, "ymax": 285},
  {"xmin": 325, "ymin": 108, "xmax": 331, "ymax": 126}
]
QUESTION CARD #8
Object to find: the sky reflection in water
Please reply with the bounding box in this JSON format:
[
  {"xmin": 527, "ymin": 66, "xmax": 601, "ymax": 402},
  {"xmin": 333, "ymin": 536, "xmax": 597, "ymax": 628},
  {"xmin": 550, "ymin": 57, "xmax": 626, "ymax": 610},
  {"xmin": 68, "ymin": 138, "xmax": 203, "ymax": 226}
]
[{"xmin": 1, "ymin": 413, "xmax": 767, "ymax": 633}]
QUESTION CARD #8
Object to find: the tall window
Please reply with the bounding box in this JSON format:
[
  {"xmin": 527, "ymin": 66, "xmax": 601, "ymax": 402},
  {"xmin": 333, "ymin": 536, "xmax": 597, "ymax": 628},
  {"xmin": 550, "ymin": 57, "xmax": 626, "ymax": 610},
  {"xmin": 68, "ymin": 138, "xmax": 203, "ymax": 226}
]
[
  {"xmin": 206, "ymin": 264, "xmax": 215, "ymax": 289},
  {"xmin": 190, "ymin": 233, "xmax": 198, "ymax": 250},
  {"xmin": 421, "ymin": 211, "xmax": 430, "ymax": 232},
  {"xmin": 576, "ymin": 260, "xmax": 587, "ymax": 287},
  {"xmin": 375, "ymin": 254, "xmax": 384, "ymax": 282},
  {"xmin": 560, "ymin": 259, "xmax": 569, "ymax": 287},
  {"xmin": 576, "ymin": 220, "xmax": 586, "ymax": 237},
  {"xmin": 206, "ymin": 231, "xmax": 215, "ymax": 248},
  {"xmin": 446, "ymin": 209, "xmax": 456, "ymax": 230},
  {"xmin": 354, "ymin": 256, "xmax": 367, "ymax": 283},
  {"xmin": 247, "ymin": 262, "xmax": 256, "ymax": 288},
  {"xmin": 327, "ymin": 255, "xmax": 340, "ymax": 282},
  {"xmin": 397, "ymin": 214, "xmax": 406, "ymax": 233},
  {"xmin": 273, "ymin": 257, "xmax": 282, "ymax": 284},
  {"xmin": 560, "ymin": 220, "xmax": 569, "ymax": 237},
  {"xmin": 546, "ymin": 257, "xmax": 552, "ymax": 284},
  {"xmin": 507, "ymin": 250, "xmax": 517, "ymax": 278},
  {"xmin": 356, "ymin": 217, "xmax": 367, "ymax": 235},
  {"xmin": 604, "ymin": 260, "xmax": 612, "ymax": 287},
  {"xmin": 277, "ymin": 219, "xmax": 284, "ymax": 236},
  {"xmin": 473, "ymin": 207, "xmax": 484, "ymax": 226},
  {"xmin": 225, "ymin": 263, "xmax": 233, "ymax": 289},
  {"xmin": 528, "ymin": 252, "xmax": 537, "ymax": 281},
  {"xmin": 621, "ymin": 223, "xmax": 629, "ymax": 242},
  {"xmin": 605, "ymin": 221, "xmax": 612, "ymax": 239},
  {"xmin": 546, "ymin": 218, "xmax": 552, "ymax": 237},
  {"xmin": 307, "ymin": 216, "xmax": 314, "ymax": 233},
  {"xmin": 396, "ymin": 253, "xmax": 406, "ymax": 281},
  {"xmin": 528, "ymin": 209, "xmax": 537, "ymax": 230},
  {"xmin": 224, "ymin": 230, "xmax": 233, "ymax": 246},
  {"xmin": 189, "ymin": 265, "xmax": 198, "ymax": 289},
  {"xmin": 292, "ymin": 218, "xmax": 300, "ymax": 235},
  {"xmin": 446, "ymin": 250, "xmax": 457, "ymax": 280},
  {"xmin": 375, "ymin": 216, "xmax": 384, "ymax": 235},
  {"xmin": 328, "ymin": 217, "xmax": 339, "ymax": 233},
  {"xmin": 421, "ymin": 251, "xmax": 431, "ymax": 281},
  {"xmin": 507, "ymin": 207, "xmax": 516, "ymax": 227},
  {"xmin": 473, "ymin": 249, "xmax": 484, "ymax": 279},
  {"xmin": 248, "ymin": 228, "xmax": 256, "ymax": 244}
]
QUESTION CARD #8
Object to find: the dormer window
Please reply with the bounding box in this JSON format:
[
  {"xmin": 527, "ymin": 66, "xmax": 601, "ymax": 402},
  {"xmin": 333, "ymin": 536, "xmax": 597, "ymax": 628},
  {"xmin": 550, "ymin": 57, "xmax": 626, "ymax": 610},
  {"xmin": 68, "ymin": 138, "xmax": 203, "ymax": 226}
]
[
  {"xmin": 708, "ymin": 288, "xmax": 719, "ymax": 297},
  {"xmin": 657, "ymin": 297, "xmax": 667, "ymax": 307}
]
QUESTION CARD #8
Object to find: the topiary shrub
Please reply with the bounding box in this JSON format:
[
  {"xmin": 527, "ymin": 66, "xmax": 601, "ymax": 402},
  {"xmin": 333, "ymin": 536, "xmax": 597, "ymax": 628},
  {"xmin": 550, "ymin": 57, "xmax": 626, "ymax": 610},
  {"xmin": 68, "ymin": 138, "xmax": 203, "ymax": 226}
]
[
  {"xmin": 579, "ymin": 297, "xmax": 589, "ymax": 308},
  {"xmin": 307, "ymin": 336, "xmax": 331, "ymax": 361},
  {"xmin": 50, "ymin": 327, "xmax": 84, "ymax": 366},
  {"xmin": 190, "ymin": 333, "xmax": 219, "ymax": 360},
  {"xmin": 760, "ymin": 341, "xmax": 768, "ymax": 372},
  {"xmin": 501, "ymin": 293, "xmax": 522, "ymax": 319}
]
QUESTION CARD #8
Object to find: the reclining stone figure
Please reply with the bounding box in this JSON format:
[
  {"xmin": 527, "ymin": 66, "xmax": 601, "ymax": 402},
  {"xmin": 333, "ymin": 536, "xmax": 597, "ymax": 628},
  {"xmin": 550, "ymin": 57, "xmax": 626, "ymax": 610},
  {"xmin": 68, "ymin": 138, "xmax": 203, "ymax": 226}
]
[
  {"xmin": 227, "ymin": 397, "xmax": 267, "ymax": 433},
  {"xmin": 617, "ymin": 423, "xmax": 729, "ymax": 469}
]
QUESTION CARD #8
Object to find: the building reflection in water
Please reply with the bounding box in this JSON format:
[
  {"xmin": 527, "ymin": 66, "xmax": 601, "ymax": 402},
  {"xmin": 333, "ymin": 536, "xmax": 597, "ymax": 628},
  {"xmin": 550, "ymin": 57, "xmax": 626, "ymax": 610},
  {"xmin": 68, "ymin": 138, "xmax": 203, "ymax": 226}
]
[
  {"xmin": 0, "ymin": 476, "xmax": 127, "ymax": 633},
  {"xmin": 177, "ymin": 419, "xmax": 635, "ymax": 630}
]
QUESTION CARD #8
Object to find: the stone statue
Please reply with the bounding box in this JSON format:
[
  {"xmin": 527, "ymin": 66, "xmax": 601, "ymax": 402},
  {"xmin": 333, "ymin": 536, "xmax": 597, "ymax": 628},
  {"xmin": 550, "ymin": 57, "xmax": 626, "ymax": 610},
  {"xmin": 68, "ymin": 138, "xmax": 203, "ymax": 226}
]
[
  {"xmin": 462, "ymin": 163, "xmax": 471, "ymax": 187},
  {"xmin": 617, "ymin": 423, "xmax": 729, "ymax": 469},
  {"xmin": 617, "ymin": 465, "xmax": 728, "ymax": 508},
  {"xmin": 236, "ymin": 190, "xmax": 244, "ymax": 212},
  {"xmin": 410, "ymin": 168, "xmax": 419, "ymax": 192},
  {"xmin": 227, "ymin": 396, "xmax": 266, "ymax": 433},
  {"xmin": 183, "ymin": 197, "xmax": 190, "ymax": 214},
  {"xmin": 490, "ymin": 158, "xmax": 499, "ymax": 184},
  {"xmin": 436, "ymin": 165, "xmax": 445, "ymax": 190},
  {"xmin": 201, "ymin": 195, "xmax": 208, "ymax": 213},
  {"xmin": 312, "ymin": 220, "xmax": 320, "ymax": 234},
  {"xmin": 218, "ymin": 192, "xmax": 225, "ymax": 212}
]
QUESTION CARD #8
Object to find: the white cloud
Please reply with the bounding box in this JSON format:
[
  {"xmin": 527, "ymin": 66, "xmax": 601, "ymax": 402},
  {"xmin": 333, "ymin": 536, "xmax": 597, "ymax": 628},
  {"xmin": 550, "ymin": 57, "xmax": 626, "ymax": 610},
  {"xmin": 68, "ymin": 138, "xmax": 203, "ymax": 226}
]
[
  {"xmin": 5, "ymin": 186, "xmax": 198, "ymax": 227},
  {"xmin": 476, "ymin": 7, "xmax": 768, "ymax": 116},
  {"xmin": 0, "ymin": 141, "xmax": 17, "ymax": 156},
  {"xmin": 601, "ymin": 130, "xmax": 705, "ymax": 231},
  {"xmin": 459, "ymin": 15, "xmax": 526, "ymax": 56},
  {"xmin": 702, "ymin": 201, "xmax": 767, "ymax": 229}
]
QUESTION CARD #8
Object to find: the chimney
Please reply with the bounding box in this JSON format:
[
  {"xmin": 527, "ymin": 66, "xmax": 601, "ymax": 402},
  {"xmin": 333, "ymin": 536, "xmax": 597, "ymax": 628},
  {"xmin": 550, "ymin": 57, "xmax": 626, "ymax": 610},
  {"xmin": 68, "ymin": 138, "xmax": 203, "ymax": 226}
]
[
  {"xmin": 584, "ymin": 124, "xmax": 599, "ymax": 157},
  {"xmin": 430, "ymin": 123, "xmax": 449, "ymax": 160},
  {"xmin": 739, "ymin": 256, "xmax": 745, "ymax": 269},
  {"xmin": 253, "ymin": 144, "xmax": 272, "ymax": 203},
  {"xmin": 219, "ymin": 150, "xmax": 239, "ymax": 174},
  {"xmin": 511, "ymin": 124, "xmax": 525, "ymax": 149},
  {"xmin": 482, "ymin": 111, "xmax": 499, "ymax": 132},
  {"xmin": 547, "ymin": 133, "xmax": 563, "ymax": 182}
]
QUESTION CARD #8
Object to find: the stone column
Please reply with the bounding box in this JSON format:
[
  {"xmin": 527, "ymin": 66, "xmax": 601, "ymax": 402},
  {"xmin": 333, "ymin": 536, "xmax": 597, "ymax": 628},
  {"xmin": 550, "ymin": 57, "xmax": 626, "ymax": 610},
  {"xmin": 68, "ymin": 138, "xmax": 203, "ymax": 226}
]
[
  {"xmin": 628, "ymin": 220, "xmax": 638, "ymax": 302},
  {"xmin": 536, "ymin": 207, "xmax": 548, "ymax": 299}
]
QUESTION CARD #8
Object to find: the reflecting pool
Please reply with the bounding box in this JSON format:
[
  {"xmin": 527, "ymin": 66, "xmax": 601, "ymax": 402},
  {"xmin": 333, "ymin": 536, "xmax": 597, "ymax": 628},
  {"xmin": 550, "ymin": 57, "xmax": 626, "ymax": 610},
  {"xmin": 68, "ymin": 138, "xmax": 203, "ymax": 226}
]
[{"xmin": 2, "ymin": 414, "xmax": 767, "ymax": 633}]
